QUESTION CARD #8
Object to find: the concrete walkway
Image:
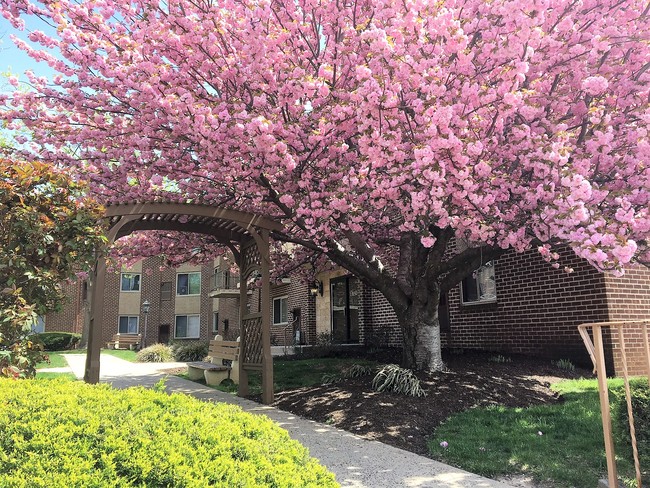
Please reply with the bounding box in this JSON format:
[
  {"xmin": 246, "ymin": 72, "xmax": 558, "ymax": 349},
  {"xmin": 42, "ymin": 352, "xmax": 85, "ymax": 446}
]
[{"xmin": 52, "ymin": 354, "xmax": 512, "ymax": 488}]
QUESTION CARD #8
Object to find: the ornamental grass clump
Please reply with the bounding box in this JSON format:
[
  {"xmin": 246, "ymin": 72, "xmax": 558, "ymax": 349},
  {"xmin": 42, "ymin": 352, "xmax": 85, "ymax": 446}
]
[
  {"xmin": 135, "ymin": 343, "xmax": 174, "ymax": 362},
  {"xmin": 372, "ymin": 364, "xmax": 426, "ymax": 398},
  {"xmin": 172, "ymin": 341, "xmax": 209, "ymax": 361},
  {"xmin": 0, "ymin": 378, "xmax": 337, "ymax": 487},
  {"xmin": 322, "ymin": 363, "xmax": 376, "ymax": 385}
]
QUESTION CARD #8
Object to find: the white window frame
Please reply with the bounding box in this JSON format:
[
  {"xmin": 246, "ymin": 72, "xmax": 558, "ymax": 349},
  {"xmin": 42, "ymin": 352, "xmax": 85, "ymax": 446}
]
[
  {"xmin": 118, "ymin": 316, "xmax": 139, "ymax": 334},
  {"xmin": 120, "ymin": 273, "xmax": 141, "ymax": 292},
  {"xmin": 460, "ymin": 261, "xmax": 497, "ymax": 305},
  {"xmin": 174, "ymin": 314, "xmax": 201, "ymax": 339},
  {"xmin": 273, "ymin": 296, "xmax": 288, "ymax": 326},
  {"xmin": 177, "ymin": 272, "xmax": 201, "ymax": 296}
]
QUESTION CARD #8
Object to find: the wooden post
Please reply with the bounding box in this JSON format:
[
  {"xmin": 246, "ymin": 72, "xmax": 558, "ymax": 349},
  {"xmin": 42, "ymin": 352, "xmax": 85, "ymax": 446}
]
[
  {"xmin": 617, "ymin": 326, "xmax": 643, "ymax": 487},
  {"xmin": 237, "ymin": 244, "xmax": 249, "ymax": 398},
  {"xmin": 593, "ymin": 324, "xmax": 618, "ymax": 487},
  {"xmin": 84, "ymin": 254, "xmax": 106, "ymax": 383},
  {"xmin": 259, "ymin": 229, "xmax": 274, "ymax": 405}
]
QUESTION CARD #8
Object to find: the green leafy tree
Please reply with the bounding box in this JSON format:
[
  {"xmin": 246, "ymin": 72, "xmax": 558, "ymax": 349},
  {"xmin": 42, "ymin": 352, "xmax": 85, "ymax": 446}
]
[{"xmin": 0, "ymin": 158, "xmax": 105, "ymax": 378}]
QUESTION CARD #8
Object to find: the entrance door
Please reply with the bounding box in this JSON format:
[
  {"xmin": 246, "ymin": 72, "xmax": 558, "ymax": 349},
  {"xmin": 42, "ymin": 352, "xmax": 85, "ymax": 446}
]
[
  {"xmin": 330, "ymin": 276, "xmax": 360, "ymax": 344},
  {"xmin": 158, "ymin": 324, "xmax": 170, "ymax": 344}
]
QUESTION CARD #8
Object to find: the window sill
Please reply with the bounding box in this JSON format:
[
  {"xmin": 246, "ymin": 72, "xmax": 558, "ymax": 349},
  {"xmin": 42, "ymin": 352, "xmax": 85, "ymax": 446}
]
[
  {"xmin": 173, "ymin": 337, "xmax": 200, "ymax": 340},
  {"xmin": 460, "ymin": 299, "xmax": 497, "ymax": 307}
]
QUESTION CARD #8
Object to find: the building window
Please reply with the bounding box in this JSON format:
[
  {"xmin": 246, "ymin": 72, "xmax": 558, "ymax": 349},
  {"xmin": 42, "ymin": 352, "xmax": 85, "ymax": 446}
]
[
  {"xmin": 273, "ymin": 296, "xmax": 288, "ymax": 325},
  {"xmin": 118, "ymin": 316, "xmax": 139, "ymax": 334},
  {"xmin": 175, "ymin": 315, "xmax": 200, "ymax": 339},
  {"xmin": 177, "ymin": 272, "xmax": 201, "ymax": 296},
  {"xmin": 160, "ymin": 281, "xmax": 172, "ymax": 301},
  {"xmin": 461, "ymin": 262, "xmax": 496, "ymax": 304},
  {"xmin": 121, "ymin": 273, "xmax": 141, "ymax": 292},
  {"xmin": 212, "ymin": 312, "xmax": 219, "ymax": 334}
]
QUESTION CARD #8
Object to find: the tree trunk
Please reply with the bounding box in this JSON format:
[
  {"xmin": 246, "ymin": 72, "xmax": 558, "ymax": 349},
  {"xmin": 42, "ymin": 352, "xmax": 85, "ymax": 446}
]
[
  {"xmin": 79, "ymin": 279, "xmax": 92, "ymax": 349},
  {"xmin": 398, "ymin": 284, "xmax": 445, "ymax": 372}
]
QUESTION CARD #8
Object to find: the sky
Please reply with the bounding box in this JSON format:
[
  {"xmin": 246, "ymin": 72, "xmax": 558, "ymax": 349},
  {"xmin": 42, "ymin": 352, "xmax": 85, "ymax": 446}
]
[{"xmin": 0, "ymin": 14, "xmax": 57, "ymax": 81}]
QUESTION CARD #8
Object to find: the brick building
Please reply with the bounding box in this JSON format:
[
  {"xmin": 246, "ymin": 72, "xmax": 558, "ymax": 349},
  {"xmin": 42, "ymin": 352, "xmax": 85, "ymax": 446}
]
[{"xmin": 45, "ymin": 249, "xmax": 649, "ymax": 373}]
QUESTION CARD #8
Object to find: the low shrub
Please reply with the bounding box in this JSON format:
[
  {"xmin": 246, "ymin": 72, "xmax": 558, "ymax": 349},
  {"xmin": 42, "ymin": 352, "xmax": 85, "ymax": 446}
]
[
  {"xmin": 552, "ymin": 358, "xmax": 575, "ymax": 371},
  {"xmin": 33, "ymin": 332, "xmax": 81, "ymax": 351},
  {"xmin": 172, "ymin": 341, "xmax": 209, "ymax": 362},
  {"xmin": 372, "ymin": 364, "xmax": 426, "ymax": 397},
  {"xmin": 0, "ymin": 378, "xmax": 337, "ymax": 487},
  {"xmin": 136, "ymin": 343, "xmax": 174, "ymax": 363},
  {"xmin": 488, "ymin": 354, "xmax": 512, "ymax": 364},
  {"xmin": 321, "ymin": 363, "xmax": 376, "ymax": 386},
  {"xmin": 613, "ymin": 380, "xmax": 650, "ymax": 480}
]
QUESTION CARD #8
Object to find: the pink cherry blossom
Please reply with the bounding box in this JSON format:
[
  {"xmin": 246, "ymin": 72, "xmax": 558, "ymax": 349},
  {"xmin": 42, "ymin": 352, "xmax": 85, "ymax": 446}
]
[{"xmin": 0, "ymin": 0, "xmax": 648, "ymax": 372}]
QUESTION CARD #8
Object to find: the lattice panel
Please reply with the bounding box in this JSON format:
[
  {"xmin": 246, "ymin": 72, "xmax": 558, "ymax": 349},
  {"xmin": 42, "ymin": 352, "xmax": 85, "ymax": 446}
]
[
  {"xmin": 242, "ymin": 242, "xmax": 261, "ymax": 277},
  {"xmin": 242, "ymin": 315, "xmax": 263, "ymax": 365}
]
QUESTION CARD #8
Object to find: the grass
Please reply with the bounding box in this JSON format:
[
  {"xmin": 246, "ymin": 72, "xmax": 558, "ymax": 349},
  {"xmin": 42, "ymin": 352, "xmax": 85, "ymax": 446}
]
[
  {"xmin": 102, "ymin": 349, "xmax": 137, "ymax": 362},
  {"xmin": 35, "ymin": 353, "xmax": 68, "ymax": 369},
  {"xmin": 183, "ymin": 357, "xmax": 378, "ymax": 395},
  {"xmin": 35, "ymin": 372, "xmax": 77, "ymax": 380},
  {"xmin": 429, "ymin": 377, "xmax": 646, "ymax": 488},
  {"xmin": 35, "ymin": 348, "xmax": 137, "ymax": 370}
]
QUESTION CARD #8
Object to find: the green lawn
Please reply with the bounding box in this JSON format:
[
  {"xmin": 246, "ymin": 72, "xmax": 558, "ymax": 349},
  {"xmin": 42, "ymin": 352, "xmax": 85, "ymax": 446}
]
[
  {"xmin": 36, "ymin": 349, "xmax": 137, "ymax": 370},
  {"xmin": 429, "ymin": 377, "xmax": 646, "ymax": 487},
  {"xmin": 35, "ymin": 353, "xmax": 68, "ymax": 369},
  {"xmin": 102, "ymin": 349, "xmax": 137, "ymax": 362},
  {"xmin": 184, "ymin": 357, "xmax": 378, "ymax": 395},
  {"xmin": 36, "ymin": 372, "xmax": 77, "ymax": 380}
]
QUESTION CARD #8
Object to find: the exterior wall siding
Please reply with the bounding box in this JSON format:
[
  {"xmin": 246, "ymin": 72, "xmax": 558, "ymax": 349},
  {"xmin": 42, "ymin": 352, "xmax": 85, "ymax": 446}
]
[
  {"xmin": 444, "ymin": 248, "xmax": 609, "ymax": 366},
  {"xmin": 44, "ymin": 279, "xmax": 85, "ymax": 334},
  {"xmin": 48, "ymin": 249, "xmax": 648, "ymax": 370},
  {"xmin": 603, "ymin": 264, "xmax": 650, "ymax": 376}
]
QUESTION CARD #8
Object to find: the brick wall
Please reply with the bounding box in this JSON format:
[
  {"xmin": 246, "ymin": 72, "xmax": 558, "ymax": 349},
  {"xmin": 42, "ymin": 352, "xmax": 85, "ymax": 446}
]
[
  {"xmin": 603, "ymin": 264, "xmax": 650, "ymax": 376},
  {"xmin": 365, "ymin": 288, "xmax": 402, "ymax": 347},
  {"xmin": 99, "ymin": 266, "xmax": 120, "ymax": 345},
  {"xmin": 444, "ymin": 247, "xmax": 610, "ymax": 365},
  {"xmin": 45, "ymin": 279, "xmax": 84, "ymax": 333}
]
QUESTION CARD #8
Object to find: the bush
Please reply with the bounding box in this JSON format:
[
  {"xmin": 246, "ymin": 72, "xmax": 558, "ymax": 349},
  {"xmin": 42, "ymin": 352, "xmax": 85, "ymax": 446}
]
[
  {"xmin": 0, "ymin": 378, "xmax": 337, "ymax": 487},
  {"xmin": 322, "ymin": 364, "xmax": 376, "ymax": 385},
  {"xmin": 172, "ymin": 341, "xmax": 209, "ymax": 362},
  {"xmin": 33, "ymin": 332, "xmax": 81, "ymax": 351},
  {"xmin": 613, "ymin": 381, "xmax": 650, "ymax": 481},
  {"xmin": 552, "ymin": 358, "xmax": 575, "ymax": 371},
  {"xmin": 136, "ymin": 343, "xmax": 174, "ymax": 363},
  {"xmin": 372, "ymin": 364, "xmax": 426, "ymax": 397}
]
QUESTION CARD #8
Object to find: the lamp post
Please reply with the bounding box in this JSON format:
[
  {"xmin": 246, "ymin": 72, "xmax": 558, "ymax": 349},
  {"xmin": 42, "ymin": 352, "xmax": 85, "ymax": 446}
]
[{"xmin": 142, "ymin": 300, "xmax": 150, "ymax": 349}]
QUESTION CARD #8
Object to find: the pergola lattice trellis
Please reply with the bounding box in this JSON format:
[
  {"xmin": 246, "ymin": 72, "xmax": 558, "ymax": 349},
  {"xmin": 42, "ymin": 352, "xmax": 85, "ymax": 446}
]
[{"xmin": 83, "ymin": 202, "xmax": 282, "ymax": 404}]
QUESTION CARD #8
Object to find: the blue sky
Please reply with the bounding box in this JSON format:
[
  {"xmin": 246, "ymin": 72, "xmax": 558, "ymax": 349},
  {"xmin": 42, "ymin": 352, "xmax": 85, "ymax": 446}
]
[{"xmin": 0, "ymin": 14, "xmax": 57, "ymax": 80}]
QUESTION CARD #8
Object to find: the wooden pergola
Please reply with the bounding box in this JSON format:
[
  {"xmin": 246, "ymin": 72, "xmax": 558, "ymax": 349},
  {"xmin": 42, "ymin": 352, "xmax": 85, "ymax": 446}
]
[{"xmin": 84, "ymin": 202, "xmax": 282, "ymax": 404}]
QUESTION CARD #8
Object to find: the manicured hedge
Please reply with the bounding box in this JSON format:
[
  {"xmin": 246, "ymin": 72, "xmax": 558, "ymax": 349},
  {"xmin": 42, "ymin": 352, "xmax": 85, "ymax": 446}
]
[
  {"xmin": 0, "ymin": 378, "xmax": 338, "ymax": 487},
  {"xmin": 33, "ymin": 331, "xmax": 81, "ymax": 351}
]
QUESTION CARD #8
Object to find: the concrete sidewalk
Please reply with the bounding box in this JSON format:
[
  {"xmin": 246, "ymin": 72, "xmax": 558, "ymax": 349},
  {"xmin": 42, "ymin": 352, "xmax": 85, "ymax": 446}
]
[{"xmin": 60, "ymin": 354, "xmax": 512, "ymax": 488}]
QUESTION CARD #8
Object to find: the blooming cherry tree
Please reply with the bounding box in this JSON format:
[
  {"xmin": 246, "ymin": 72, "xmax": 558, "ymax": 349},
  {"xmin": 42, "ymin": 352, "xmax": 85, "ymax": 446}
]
[{"xmin": 1, "ymin": 0, "xmax": 648, "ymax": 370}]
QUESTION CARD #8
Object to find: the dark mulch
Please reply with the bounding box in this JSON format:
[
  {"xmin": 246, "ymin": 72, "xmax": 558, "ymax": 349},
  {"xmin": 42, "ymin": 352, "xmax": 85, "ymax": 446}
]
[{"xmin": 272, "ymin": 351, "xmax": 592, "ymax": 456}]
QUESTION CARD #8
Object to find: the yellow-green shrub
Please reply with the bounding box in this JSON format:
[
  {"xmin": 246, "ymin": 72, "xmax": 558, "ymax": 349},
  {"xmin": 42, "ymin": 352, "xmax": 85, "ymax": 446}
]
[{"xmin": 0, "ymin": 378, "xmax": 338, "ymax": 487}]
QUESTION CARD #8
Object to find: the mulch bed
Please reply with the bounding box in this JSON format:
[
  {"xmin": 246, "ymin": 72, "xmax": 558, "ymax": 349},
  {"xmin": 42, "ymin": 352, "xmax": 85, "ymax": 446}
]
[{"xmin": 271, "ymin": 351, "xmax": 592, "ymax": 456}]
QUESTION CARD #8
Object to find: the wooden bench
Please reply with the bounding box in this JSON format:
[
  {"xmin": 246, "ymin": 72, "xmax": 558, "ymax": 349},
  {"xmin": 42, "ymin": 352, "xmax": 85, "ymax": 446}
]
[
  {"xmin": 187, "ymin": 336, "xmax": 240, "ymax": 386},
  {"xmin": 106, "ymin": 334, "xmax": 141, "ymax": 350}
]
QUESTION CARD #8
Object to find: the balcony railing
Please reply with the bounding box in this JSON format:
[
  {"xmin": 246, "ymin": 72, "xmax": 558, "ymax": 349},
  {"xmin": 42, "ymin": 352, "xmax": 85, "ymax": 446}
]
[{"xmin": 208, "ymin": 272, "xmax": 240, "ymax": 298}]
